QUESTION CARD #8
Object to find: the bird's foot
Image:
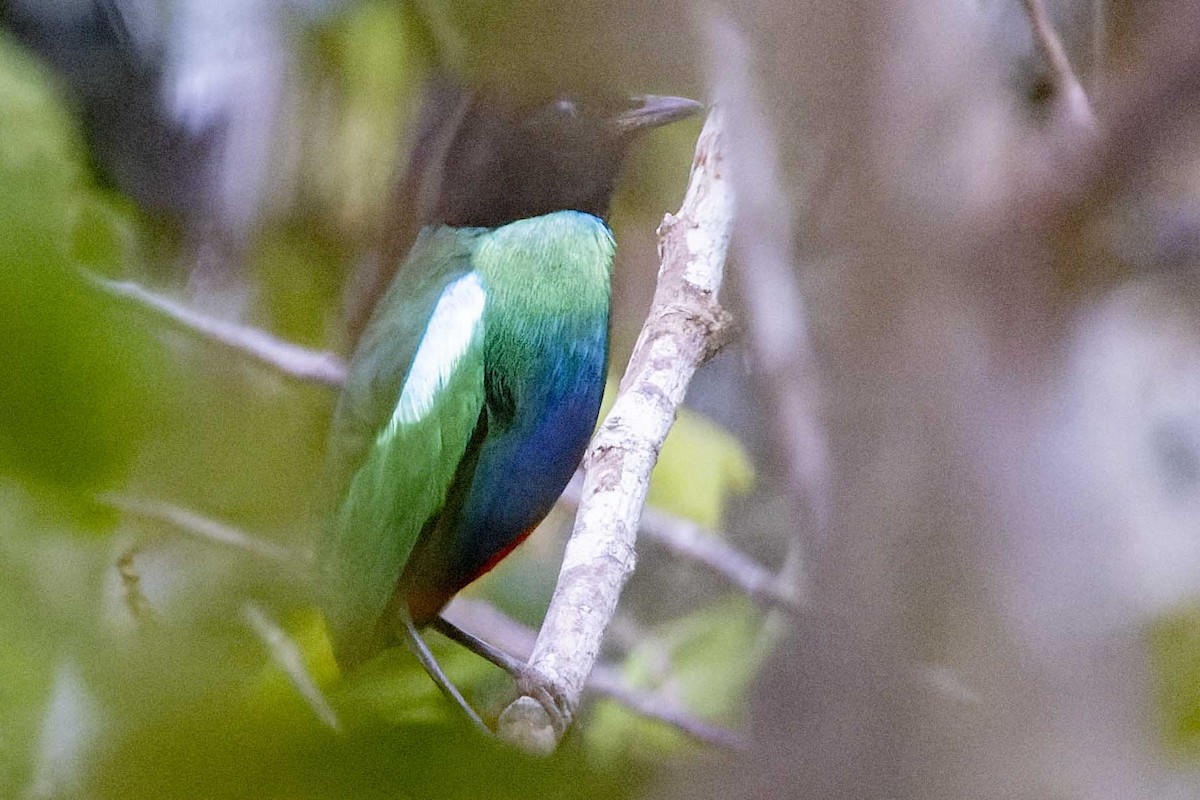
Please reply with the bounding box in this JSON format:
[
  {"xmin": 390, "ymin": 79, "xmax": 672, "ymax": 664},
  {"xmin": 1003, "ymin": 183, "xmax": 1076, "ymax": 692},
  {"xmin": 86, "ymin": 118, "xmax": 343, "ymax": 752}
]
[
  {"xmin": 400, "ymin": 615, "xmax": 491, "ymax": 734},
  {"xmin": 429, "ymin": 615, "xmax": 569, "ymax": 744},
  {"xmin": 514, "ymin": 668, "xmax": 570, "ymax": 737},
  {"xmin": 496, "ymin": 674, "xmax": 569, "ymax": 754}
]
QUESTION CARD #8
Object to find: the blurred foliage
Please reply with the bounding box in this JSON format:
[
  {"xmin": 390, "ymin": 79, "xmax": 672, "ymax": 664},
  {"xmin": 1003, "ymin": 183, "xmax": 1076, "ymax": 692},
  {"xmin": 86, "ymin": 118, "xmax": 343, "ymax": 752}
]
[
  {"xmin": 648, "ymin": 409, "xmax": 755, "ymax": 529},
  {"xmin": 0, "ymin": 33, "xmax": 164, "ymax": 502},
  {"xmin": 250, "ymin": 221, "xmax": 350, "ymax": 348},
  {"xmin": 305, "ymin": 0, "xmax": 426, "ymax": 242},
  {"xmin": 87, "ymin": 603, "xmax": 641, "ymax": 800},
  {"xmin": 1148, "ymin": 605, "xmax": 1200, "ymax": 759},
  {"xmin": 585, "ymin": 596, "xmax": 776, "ymax": 762},
  {"xmin": 398, "ymin": 0, "xmax": 699, "ymax": 100},
  {"xmin": 0, "ymin": 489, "xmax": 88, "ymax": 793},
  {"xmin": 92, "ymin": 706, "xmax": 644, "ymax": 800}
]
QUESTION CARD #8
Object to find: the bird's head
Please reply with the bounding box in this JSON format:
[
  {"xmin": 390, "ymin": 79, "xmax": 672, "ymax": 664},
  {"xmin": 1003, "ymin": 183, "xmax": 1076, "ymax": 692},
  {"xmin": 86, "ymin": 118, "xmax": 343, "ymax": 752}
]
[{"xmin": 430, "ymin": 92, "xmax": 704, "ymax": 228}]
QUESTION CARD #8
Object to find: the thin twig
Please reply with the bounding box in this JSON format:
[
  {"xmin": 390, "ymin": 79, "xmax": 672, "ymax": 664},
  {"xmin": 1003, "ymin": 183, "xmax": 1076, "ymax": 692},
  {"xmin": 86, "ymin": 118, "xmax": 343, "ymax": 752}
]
[
  {"xmin": 558, "ymin": 478, "xmax": 802, "ymax": 613},
  {"xmin": 1020, "ymin": 0, "xmax": 1099, "ymax": 131},
  {"xmin": 109, "ymin": 506, "xmax": 341, "ymax": 728},
  {"xmin": 586, "ymin": 666, "xmax": 748, "ymax": 751},
  {"xmin": 100, "ymin": 493, "xmax": 304, "ymax": 567},
  {"xmin": 84, "ymin": 273, "xmax": 348, "ymax": 388},
  {"xmin": 639, "ymin": 505, "xmax": 801, "ymax": 613},
  {"xmin": 495, "ymin": 108, "xmax": 735, "ymax": 754},
  {"xmin": 242, "ymin": 601, "xmax": 341, "ymax": 731},
  {"xmin": 442, "ymin": 599, "xmax": 747, "ymax": 751}
]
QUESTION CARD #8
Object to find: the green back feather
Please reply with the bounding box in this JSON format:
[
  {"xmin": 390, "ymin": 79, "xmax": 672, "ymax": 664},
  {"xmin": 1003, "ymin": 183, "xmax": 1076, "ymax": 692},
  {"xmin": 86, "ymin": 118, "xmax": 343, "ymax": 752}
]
[{"xmin": 318, "ymin": 227, "xmax": 487, "ymax": 663}]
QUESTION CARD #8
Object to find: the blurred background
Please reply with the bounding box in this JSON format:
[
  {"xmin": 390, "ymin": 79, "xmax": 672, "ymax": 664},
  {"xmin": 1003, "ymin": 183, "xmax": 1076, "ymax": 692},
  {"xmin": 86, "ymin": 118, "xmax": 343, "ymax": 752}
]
[{"xmin": 3, "ymin": 0, "xmax": 1200, "ymax": 797}]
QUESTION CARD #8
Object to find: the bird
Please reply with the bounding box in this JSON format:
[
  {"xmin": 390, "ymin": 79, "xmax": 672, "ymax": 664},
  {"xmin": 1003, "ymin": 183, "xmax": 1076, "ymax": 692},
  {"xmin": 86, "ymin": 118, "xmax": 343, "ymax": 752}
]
[{"xmin": 316, "ymin": 84, "xmax": 703, "ymax": 728}]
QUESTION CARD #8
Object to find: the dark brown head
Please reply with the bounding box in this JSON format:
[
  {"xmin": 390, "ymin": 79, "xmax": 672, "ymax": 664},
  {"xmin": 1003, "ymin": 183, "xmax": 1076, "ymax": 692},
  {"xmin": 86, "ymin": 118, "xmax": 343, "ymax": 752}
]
[{"xmin": 428, "ymin": 92, "xmax": 703, "ymax": 228}]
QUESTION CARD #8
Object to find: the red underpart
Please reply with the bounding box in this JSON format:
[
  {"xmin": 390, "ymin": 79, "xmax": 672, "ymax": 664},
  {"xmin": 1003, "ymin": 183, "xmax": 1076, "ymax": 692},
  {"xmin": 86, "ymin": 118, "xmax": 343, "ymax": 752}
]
[
  {"xmin": 472, "ymin": 523, "xmax": 538, "ymax": 583},
  {"xmin": 407, "ymin": 523, "xmax": 541, "ymax": 626}
]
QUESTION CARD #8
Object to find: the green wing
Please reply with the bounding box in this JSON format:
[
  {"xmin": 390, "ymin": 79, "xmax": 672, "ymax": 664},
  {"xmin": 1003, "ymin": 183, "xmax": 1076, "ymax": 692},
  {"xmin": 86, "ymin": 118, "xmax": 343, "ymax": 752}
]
[{"xmin": 318, "ymin": 227, "xmax": 487, "ymax": 665}]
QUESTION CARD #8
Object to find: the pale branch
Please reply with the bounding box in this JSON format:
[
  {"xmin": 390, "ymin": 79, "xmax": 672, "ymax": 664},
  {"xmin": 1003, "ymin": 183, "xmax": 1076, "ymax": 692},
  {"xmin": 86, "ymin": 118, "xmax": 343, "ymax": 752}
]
[
  {"xmin": 241, "ymin": 602, "xmax": 341, "ymax": 731},
  {"xmin": 495, "ymin": 109, "xmax": 735, "ymax": 754},
  {"xmin": 84, "ymin": 273, "xmax": 348, "ymax": 388},
  {"xmin": 558, "ymin": 479, "xmax": 802, "ymax": 614},
  {"xmin": 99, "ymin": 493, "xmax": 304, "ymax": 567},
  {"xmin": 442, "ymin": 600, "xmax": 747, "ymax": 750},
  {"xmin": 1020, "ymin": 0, "xmax": 1098, "ymax": 131}
]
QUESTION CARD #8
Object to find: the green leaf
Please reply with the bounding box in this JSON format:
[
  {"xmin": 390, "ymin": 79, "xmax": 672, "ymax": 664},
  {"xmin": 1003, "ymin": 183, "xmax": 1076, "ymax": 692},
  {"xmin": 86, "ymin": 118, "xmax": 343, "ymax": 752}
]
[
  {"xmin": 69, "ymin": 189, "xmax": 142, "ymax": 276},
  {"xmin": 647, "ymin": 409, "xmax": 755, "ymax": 528}
]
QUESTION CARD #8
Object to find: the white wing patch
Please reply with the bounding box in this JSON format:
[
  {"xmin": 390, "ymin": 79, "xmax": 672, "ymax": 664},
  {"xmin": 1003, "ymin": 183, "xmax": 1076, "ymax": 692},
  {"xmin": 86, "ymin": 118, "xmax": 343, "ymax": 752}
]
[{"xmin": 379, "ymin": 272, "xmax": 486, "ymax": 437}]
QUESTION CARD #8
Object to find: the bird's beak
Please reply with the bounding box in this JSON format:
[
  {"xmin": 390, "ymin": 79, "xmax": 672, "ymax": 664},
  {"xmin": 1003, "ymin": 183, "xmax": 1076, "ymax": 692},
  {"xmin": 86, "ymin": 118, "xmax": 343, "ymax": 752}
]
[{"xmin": 609, "ymin": 95, "xmax": 705, "ymax": 135}]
